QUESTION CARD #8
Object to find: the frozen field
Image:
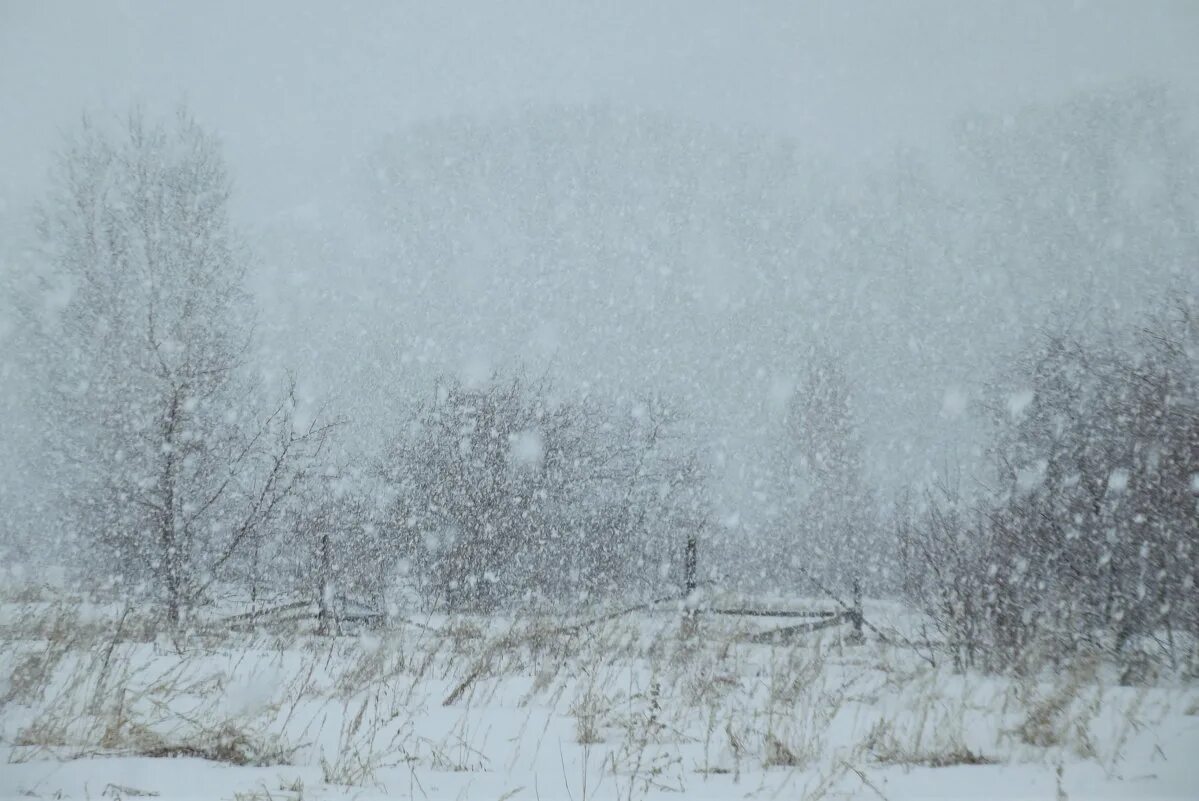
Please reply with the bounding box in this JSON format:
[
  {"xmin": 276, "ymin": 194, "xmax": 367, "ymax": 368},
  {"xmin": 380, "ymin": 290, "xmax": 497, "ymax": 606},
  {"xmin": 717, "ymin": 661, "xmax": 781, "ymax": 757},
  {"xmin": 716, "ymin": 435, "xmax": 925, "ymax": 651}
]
[{"xmin": 2, "ymin": 587, "xmax": 1196, "ymax": 801}]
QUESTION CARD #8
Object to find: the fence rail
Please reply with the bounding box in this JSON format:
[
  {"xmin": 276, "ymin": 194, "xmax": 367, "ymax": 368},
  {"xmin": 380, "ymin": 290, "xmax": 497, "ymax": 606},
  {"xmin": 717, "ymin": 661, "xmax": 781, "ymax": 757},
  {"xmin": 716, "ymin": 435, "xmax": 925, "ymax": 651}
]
[{"xmin": 682, "ymin": 536, "xmax": 865, "ymax": 642}]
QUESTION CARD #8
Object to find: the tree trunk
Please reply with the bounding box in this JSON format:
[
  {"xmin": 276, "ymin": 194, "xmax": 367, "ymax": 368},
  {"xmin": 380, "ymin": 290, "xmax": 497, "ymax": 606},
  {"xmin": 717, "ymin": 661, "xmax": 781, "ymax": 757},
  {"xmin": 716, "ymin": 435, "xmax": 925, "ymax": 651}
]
[{"xmin": 161, "ymin": 388, "xmax": 184, "ymax": 627}]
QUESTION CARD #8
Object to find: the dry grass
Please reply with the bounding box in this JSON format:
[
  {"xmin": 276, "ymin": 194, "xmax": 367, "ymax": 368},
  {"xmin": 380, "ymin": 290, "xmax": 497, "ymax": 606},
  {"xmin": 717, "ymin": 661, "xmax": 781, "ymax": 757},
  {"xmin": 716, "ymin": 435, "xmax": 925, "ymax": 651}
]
[{"xmin": 0, "ymin": 589, "xmax": 1185, "ymax": 797}]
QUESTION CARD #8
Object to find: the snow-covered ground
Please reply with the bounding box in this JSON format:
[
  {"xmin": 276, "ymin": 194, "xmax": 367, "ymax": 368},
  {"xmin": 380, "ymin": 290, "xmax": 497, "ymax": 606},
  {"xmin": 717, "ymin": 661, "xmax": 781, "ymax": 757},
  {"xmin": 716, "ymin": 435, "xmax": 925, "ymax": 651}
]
[{"xmin": 2, "ymin": 588, "xmax": 1196, "ymax": 801}]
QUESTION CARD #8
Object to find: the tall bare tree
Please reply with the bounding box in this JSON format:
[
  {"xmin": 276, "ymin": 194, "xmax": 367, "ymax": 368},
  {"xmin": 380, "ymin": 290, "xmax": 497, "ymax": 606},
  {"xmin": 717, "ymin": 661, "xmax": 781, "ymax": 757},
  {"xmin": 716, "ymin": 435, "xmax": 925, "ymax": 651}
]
[{"xmin": 30, "ymin": 108, "xmax": 332, "ymax": 623}]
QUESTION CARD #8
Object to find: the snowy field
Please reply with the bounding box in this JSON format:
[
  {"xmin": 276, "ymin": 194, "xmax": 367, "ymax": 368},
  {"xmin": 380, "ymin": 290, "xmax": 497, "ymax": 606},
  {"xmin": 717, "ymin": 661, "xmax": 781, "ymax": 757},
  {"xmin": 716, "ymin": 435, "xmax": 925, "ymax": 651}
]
[{"xmin": 2, "ymin": 582, "xmax": 1196, "ymax": 801}]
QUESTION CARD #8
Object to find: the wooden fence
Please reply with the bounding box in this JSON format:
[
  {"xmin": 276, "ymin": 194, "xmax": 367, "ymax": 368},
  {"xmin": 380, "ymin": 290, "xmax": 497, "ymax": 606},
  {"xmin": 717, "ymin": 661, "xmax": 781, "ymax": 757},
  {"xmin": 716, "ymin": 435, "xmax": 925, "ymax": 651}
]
[{"xmin": 681, "ymin": 534, "xmax": 866, "ymax": 643}]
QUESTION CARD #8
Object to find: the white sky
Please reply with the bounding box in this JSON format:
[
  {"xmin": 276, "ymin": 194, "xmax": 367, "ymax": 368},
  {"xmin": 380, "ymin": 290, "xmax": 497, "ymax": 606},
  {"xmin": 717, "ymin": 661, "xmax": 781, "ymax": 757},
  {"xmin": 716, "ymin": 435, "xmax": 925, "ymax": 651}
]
[
  {"xmin": 3, "ymin": 1, "xmax": 1197, "ymax": 220},
  {"xmin": 2, "ymin": 1, "xmax": 1197, "ymax": 529}
]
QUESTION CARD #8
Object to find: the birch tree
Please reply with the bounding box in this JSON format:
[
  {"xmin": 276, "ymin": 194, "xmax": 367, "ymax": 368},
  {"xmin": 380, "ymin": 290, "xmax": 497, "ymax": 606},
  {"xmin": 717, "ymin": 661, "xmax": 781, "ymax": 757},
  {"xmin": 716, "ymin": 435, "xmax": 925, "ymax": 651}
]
[{"xmin": 31, "ymin": 108, "xmax": 331, "ymax": 623}]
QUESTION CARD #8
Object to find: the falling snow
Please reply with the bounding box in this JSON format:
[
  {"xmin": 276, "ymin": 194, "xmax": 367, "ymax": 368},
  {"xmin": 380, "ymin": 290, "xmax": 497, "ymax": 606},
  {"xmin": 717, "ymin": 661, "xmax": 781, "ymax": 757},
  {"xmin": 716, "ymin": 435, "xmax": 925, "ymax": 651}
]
[{"xmin": 1, "ymin": 4, "xmax": 1197, "ymax": 801}]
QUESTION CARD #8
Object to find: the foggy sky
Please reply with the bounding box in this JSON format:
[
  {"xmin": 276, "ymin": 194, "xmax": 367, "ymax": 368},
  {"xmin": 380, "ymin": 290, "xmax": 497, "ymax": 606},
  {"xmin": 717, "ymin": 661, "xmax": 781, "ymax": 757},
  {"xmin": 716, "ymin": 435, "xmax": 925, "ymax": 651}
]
[
  {"xmin": 3, "ymin": 2, "xmax": 1197, "ymax": 221},
  {"xmin": 2, "ymin": 2, "xmax": 1198, "ymax": 537}
]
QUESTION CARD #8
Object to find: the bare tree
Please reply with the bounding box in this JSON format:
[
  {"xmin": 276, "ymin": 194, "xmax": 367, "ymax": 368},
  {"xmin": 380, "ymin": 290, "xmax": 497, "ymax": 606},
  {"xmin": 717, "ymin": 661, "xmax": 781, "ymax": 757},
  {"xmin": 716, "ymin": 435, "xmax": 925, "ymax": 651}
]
[
  {"xmin": 377, "ymin": 372, "xmax": 702, "ymax": 612},
  {"xmin": 898, "ymin": 296, "xmax": 1198, "ymax": 675},
  {"xmin": 29, "ymin": 108, "xmax": 333, "ymax": 623}
]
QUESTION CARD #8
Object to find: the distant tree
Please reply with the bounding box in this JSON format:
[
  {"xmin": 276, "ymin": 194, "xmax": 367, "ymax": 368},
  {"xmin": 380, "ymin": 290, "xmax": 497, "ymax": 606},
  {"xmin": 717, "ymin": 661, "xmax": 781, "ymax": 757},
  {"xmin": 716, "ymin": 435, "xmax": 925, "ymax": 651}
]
[
  {"xmin": 776, "ymin": 348, "xmax": 876, "ymax": 595},
  {"xmin": 29, "ymin": 108, "xmax": 333, "ymax": 623},
  {"xmin": 956, "ymin": 83, "xmax": 1198, "ymax": 301}
]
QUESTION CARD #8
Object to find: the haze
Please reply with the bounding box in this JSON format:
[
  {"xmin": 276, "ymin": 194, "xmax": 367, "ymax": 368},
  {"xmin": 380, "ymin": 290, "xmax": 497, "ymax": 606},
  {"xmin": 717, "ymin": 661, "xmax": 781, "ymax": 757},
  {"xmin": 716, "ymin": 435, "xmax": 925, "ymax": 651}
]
[{"xmin": 2, "ymin": 1, "xmax": 1197, "ymax": 545}]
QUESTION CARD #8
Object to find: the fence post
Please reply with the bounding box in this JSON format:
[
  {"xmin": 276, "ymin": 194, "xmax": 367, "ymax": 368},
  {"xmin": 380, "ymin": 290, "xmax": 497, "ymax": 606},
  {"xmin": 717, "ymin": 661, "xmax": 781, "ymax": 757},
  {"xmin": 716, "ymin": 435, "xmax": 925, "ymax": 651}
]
[
  {"xmin": 681, "ymin": 535, "xmax": 699, "ymax": 638},
  {"xmin": 317, "ymin": 531, "xmax": 336, "ymax": 636},
  {"xmin": 849, "ymin": 576, "xmax": 864, "ymax": 644}
]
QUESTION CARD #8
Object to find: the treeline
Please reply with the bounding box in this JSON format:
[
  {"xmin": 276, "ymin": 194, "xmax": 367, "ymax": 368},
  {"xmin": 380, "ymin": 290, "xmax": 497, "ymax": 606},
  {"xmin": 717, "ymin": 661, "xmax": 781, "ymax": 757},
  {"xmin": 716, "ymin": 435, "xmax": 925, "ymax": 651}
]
[
  {"xmin": 4, "ymin": 111, "xmax": 709, "ymax": 621},
  {"xmin": 279, "ymin": 376, "xmax": 705, "ymax": 618},
  {"xmin": 2, "ymin": 96, "xmax": 1196, "ymax": 679}
]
